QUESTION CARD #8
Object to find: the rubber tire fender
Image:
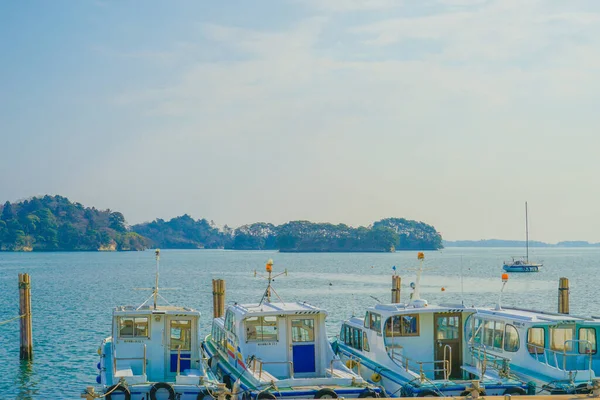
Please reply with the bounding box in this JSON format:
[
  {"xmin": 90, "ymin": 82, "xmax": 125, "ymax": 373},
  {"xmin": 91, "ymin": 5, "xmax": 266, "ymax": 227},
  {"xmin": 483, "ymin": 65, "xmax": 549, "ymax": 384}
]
[
  {"xmin": 358, "ymin": 388, "xmax": 379, "ymax": 398},
  {"xmin": 459, "ymin": 390, "xmax": 487, "ymax": 398},
  {"xmin": 314, "ymin": 388, "xmax": 338, "ymax": 398},
  {"xmin": 257, "ymin": 391, "xmax": 277, "ymax": 399},
  {"xmin": 503, "ymin": 387, "xmax": 527, "ymax": 396},
  {"xmin": 223, "ymin": 374, "xmax": 233, "ymax": 390},
  {"xmin": 417, "ymin": 389, "xmax": 440, "ymax": 397},
  {"xmin": 150, "ymin": 382, "xmax": 176, "ymax": 400},
  {"xmin": 105, "ymin": 384, "xmax": 131, "ymax": 400},
  {"xmin": 197, "ymin": 390, "xmax": 214, "ymax": 400}
]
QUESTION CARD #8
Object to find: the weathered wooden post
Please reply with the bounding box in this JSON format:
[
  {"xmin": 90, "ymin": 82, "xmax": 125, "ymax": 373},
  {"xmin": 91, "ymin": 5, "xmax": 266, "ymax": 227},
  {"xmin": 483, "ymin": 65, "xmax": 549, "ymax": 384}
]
[
  {"xmin": 19, "ymin": 273, "xmax": 33, "ymax": 360},
  {"xmin": 391, "ymin": 275, "xmax": 401, "ymax": 303},
  {"xmin": 212, "ymin": 279, "xmax": 226, "ymax": 318},
  {"xmin": 558, "ymin": 277, "xmax": 569, "ymax": 314}
]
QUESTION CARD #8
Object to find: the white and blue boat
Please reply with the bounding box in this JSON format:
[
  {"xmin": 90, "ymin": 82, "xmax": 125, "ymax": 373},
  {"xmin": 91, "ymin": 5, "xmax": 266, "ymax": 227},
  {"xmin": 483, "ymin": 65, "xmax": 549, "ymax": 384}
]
[
  {"xmin": 333, "ymin": 253, "xmax": 531, "ymax": 397},
  {"xmin": 469, "ymin": 277, "xmax": 600, "ymax": 394},
  {"xmin": 88, "ymin": 250, "xmax": 225, "ymax": 400},
  {"xmin": 503, "ymin": 202, "xmax": 542, "ymax": 273},
  {"xmin": 202, "ymin": 260, "xmax": 382, "ymax": 400}
]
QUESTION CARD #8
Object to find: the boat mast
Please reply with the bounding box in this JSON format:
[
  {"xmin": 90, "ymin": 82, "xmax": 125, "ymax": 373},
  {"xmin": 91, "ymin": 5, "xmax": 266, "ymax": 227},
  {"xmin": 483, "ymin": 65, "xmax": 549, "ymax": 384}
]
[{"xmin": 525, "ymin": 202, "xmax": 529, "ymax": 263}]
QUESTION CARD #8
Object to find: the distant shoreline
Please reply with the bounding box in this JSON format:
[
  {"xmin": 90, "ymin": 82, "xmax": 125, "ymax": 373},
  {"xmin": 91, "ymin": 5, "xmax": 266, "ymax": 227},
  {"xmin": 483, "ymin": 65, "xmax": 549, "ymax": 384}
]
[{"xmin": 444, "ymin": 240, "xmax": 600, "ymax": 248}]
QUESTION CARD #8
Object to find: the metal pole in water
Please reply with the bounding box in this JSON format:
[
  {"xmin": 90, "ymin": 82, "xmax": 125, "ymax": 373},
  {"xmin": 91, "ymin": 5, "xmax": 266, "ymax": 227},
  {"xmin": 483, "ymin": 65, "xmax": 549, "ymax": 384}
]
[
  {"xmin": 19, "ymin": 273, "xmax": 33, "ymax": 360},
  {"xmin": 558, "ymin": 277, "xmax": 569, "ymax": 314}
]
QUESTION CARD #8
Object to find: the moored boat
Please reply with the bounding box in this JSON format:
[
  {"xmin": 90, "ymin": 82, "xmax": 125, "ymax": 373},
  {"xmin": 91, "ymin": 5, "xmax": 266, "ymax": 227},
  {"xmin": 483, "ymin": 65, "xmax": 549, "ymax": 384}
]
[
  {"xmin": 86, "ymin": 250, "xmax": 225, "ymax": 400},
  {"xmin": 332, "ymin": 253, "xmax": 531, "ymax": 397},
  {"xmin": 469, "ymin": 276, "xmax": 600, "ymax": 394},
  {"xmin": 202, "ymin": 260, "xmax": 382, "ymax": 399},
  {"xmin": 503, "ymin": 202, "xmax": 542, "ymax": 273}
]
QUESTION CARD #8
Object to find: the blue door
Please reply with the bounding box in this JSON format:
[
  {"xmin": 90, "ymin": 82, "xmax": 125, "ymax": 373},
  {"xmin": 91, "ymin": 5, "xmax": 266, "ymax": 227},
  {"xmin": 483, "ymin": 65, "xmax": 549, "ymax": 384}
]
[{"xmin": 290, "ymin": 318, "xmax": 316, "ymax": 374}]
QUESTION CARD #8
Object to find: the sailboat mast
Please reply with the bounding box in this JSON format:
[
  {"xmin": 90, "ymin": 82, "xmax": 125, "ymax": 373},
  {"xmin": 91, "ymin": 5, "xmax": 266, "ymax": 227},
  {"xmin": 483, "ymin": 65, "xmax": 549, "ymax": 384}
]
[{"xmin": 525, "ymin": 202, "xmax": 529, "ymax": 263}]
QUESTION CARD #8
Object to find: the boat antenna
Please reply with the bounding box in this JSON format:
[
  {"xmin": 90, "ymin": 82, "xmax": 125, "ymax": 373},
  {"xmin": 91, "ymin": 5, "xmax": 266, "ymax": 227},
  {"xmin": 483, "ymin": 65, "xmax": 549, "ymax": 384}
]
[
  {"xmin": 495, "ymin": 273, "xmax": 509, "ymax": 310},
  {"xmin": 135, "ymin": 249, "xmax": 175, "ymax": 310},
  {"xmin": 154, "ymin": 249, "xmax": 160, "ymax": 309},
  {"xmin": 255, "ymin": 259, "xmax": 287, "ymax": 305},
  {"xmin": 460, "ymin": 255, "xmax": 465, "ymax": 306},
  {"xmin": 369, "ymin": 295, "xmax": 382, "ymax": 303},
  {"xmin": 525, "ymin": 201, "xmax": 529, "ymax": 263}
]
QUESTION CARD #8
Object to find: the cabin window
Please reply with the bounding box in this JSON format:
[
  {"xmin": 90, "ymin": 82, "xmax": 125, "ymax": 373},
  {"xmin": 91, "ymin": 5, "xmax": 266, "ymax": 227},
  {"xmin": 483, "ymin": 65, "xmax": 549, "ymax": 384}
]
[
  {"xmin": 340, "ymin": 325, "xmax": 345, "ymax": 341},
  {"xmin": 292, "ymin": 319, "xmax": 315, "ymax": 342},
  {"xmin": 225, "ymin": 310, "xmax": 235, "ymax": 333},
  {"xmin": 363, "ymin": 333, "xmax": 370, "ymax": 352},
  {"xmin": 579, "ymin": 328, "xmax": 597, "ymax": 354},
  {"xmin": 493, "ymin": 321, "xmax": 505, "ymax": 349},
  {"xmin": 369, "ymin": 313, "xmax": 382, "ymax": 332},
  {"xmin": 436, "ymin": 315, "xmax": 460, "ymax": 340},
  {"xmin": 527, "ymin": 327, "xmax": 545, "ymax": 354},
  {"xmin": 504, "ymin": 324, "xmax": 520, "ymax": 352},
  {"xmin": 385, "ymin": 315, "xmax": 419, "ymax": 337},
  {"xmin": 550, "ymin": 327, "xmax": 574, "ymax": 352},
  {"xmin": 483, "ymin": 320, "xmax": 495, "ymax": 348},
  {"xmin": 467, "ymin": 317, "xmax": 483, "ymax": 344},
  {"xmin": 245, "ymin": 316, "xmax": 278, "ymax": 342},
  {"xmin": 119, "ymin": 317, "xmax": 149, "ymax": 338},
  {"xmin": 170, "ymin": 320, "xmax": 192, "ymax": 351},
  {"xmin": 342, "ymin": 324, "xmax": 364, "ymax": 351}
]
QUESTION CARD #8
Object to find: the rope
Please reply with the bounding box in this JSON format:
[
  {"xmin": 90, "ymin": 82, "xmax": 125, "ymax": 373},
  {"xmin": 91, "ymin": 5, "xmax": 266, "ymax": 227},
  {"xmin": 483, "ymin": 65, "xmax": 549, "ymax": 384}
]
[
  {"xmin": 84, "ymin": 378, "xmax": 127, "ymax": 399},
  {"xmin": 0, "ymin": 314, "xmax": 25, "ymax": 326}
]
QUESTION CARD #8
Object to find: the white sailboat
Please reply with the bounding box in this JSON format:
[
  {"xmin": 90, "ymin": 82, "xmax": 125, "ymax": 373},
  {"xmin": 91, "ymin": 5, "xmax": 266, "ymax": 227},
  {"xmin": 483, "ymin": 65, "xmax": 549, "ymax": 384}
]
[{"xmin": 503, "ymin": 202, "xmax": 543, "ymax": 272}]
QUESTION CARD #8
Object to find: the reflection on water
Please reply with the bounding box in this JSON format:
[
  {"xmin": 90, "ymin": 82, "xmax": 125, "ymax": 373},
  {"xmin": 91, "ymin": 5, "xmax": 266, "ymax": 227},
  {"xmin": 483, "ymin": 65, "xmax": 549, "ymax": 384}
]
[
  {"xmin": 17, "ymin": 360, "xmax": 39, "ymax": 400},
  {"xmin": 1, "ymin": 247, "xmax": 600, "ymax": 398}
]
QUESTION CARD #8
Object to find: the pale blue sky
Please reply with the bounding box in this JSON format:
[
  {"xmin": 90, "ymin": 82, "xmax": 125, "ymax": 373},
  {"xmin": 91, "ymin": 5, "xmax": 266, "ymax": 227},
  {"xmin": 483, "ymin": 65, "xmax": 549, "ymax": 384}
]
[{"xmin": 2, "ymin": 0, "xmax": 600, "ymax": 242}]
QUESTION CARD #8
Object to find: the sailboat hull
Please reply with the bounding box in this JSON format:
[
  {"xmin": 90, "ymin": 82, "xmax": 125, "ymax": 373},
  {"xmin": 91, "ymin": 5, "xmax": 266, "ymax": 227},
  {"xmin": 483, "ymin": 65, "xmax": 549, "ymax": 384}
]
[{"xmin": 502, "ymin": 263, "xmax": 541, "ymax": 272}]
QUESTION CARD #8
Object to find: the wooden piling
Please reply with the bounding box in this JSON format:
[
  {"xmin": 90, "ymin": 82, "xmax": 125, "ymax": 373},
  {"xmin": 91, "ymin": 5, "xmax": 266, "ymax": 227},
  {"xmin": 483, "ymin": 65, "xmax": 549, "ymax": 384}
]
[
  {"xmin": 19, "ymin": 273, "xmax": 33, "ymax": 360},
  {"xmin": 212, "ymin": 279, "xmax": 226, "ymax": 318},
  {"xmin": 392, "ymin": 275, "xmax": 401, "ymax": 303},
  {"xmin": 558, "ymin": 277, "xmax": 569, "ymax": 314}
]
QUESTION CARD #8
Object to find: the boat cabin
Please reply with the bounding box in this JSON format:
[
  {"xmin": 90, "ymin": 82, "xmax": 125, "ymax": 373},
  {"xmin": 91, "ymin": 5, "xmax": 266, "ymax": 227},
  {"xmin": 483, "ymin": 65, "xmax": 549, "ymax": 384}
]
[
  {"xmin": 211, "ymin": 301, "xmax": 341, "ymax": 380},
  {"xmin": 339, "ymin": 301, "xmax": 475, "ymax": 381},
  {"xmin": 100, "ymin": 304, "xmax": 206, "ymax": 388},
  {"xmin": 469, "ymin": 307, "xmax": 600, "ymax": 385}
]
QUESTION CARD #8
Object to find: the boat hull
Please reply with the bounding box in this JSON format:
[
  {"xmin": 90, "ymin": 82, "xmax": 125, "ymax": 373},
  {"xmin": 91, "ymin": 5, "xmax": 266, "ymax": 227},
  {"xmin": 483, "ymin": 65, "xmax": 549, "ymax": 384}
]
[
  {"xmin": 503, "ymin": 264, "xmax": 541, "ymax": 272},
  {"xmin": 334, "ymin": 340, "xmax": 529, "ymax": 397}
]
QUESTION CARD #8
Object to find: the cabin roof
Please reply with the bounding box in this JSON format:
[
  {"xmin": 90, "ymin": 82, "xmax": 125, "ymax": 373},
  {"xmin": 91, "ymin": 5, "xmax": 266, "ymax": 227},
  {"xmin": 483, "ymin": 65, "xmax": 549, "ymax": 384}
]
[
  {"xmin": 367, "ymin": 302, "xmax": 474, "ymax": 316},
  {"xmin": 475, "ymin": 307, "xmax": 592, "ymax": 323},
  {"xmin": 113, "ymin": 304, "xmax": 200, "ymax": 316},
  {"xmin": 230, "ymin": 301, "xmax": 326, "ymax": 317}
]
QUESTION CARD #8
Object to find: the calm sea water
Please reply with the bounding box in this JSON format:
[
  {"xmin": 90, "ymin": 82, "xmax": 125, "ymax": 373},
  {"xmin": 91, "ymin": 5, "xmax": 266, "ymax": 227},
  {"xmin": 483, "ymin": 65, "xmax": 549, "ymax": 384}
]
[{"xmin": 1, "ymin": 247, "xmax": 598, "ymax": 399}]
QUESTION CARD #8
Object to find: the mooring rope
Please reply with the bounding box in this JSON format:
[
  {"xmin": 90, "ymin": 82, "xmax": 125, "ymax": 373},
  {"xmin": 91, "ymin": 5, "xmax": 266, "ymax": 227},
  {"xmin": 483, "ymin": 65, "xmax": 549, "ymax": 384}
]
[{"xmin": 0, "ymin": 314, "xmax": 25, "ymax": 326}]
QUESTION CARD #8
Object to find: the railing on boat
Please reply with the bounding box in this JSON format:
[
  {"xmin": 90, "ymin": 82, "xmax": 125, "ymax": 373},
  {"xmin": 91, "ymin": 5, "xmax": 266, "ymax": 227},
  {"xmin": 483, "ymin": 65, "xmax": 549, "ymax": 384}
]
[
  {"xmin": 249, "ymin": 358, "xmax": 294, "ymax": 380},
  {"xmin": 176, "ymin": 345, "xmax": 202, "ymax": 375},
  {"xmin": 388, "ymin": 346, "xmax": 451, "ymax": 381},
  {"xmin": 468, "ymin": 344, "xmax": 512, "ymax": 377},
  {"xmin": 113, "ymin": 343, "xmax": 146, "ymax": 377},
  {"xmin": 528, "ymin": 339, "xmax": 593, "ymax": 380}
]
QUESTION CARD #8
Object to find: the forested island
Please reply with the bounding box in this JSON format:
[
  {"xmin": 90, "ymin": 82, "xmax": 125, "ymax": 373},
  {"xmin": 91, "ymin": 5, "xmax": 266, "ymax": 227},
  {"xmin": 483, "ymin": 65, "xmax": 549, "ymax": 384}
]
[{"xmin": 0, "ymin": 196, "xmax": 443, "ymax": 252}]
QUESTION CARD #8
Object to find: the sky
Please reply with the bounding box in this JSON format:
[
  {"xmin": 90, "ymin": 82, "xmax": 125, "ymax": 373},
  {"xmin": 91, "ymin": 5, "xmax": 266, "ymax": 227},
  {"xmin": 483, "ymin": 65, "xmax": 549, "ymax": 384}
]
[{"xmin": 1, "ymin": 0, "xmax": 600, "ymax": 243}]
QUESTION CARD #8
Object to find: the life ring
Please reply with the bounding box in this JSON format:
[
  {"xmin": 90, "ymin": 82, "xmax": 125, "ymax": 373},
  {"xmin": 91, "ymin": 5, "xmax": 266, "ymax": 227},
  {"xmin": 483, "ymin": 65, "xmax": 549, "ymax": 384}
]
[
  {"xmin": 314, "ymin": 388, "xmax": 338, "ymax": 398},
  {"xmin": 257, "ymin": 391, "xmax": 277, "ymax": 399},
  {"xmin": 358, "ymin": 388, "xmax": 379, "ymax": 398},
  {"xmin": 150, "ymin": 382, "xmax": 175, "ymax": 400},
  {"xmin": 370, "ymin": 372, "xmax": 382, "ymax": 383},
  {"xmin": 105, "ymin": 384, "xmax": 131, "ymax": 400},
  {"xmin": 345, "ymin": 359, "xmax": 357, "ymax": 369}
]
